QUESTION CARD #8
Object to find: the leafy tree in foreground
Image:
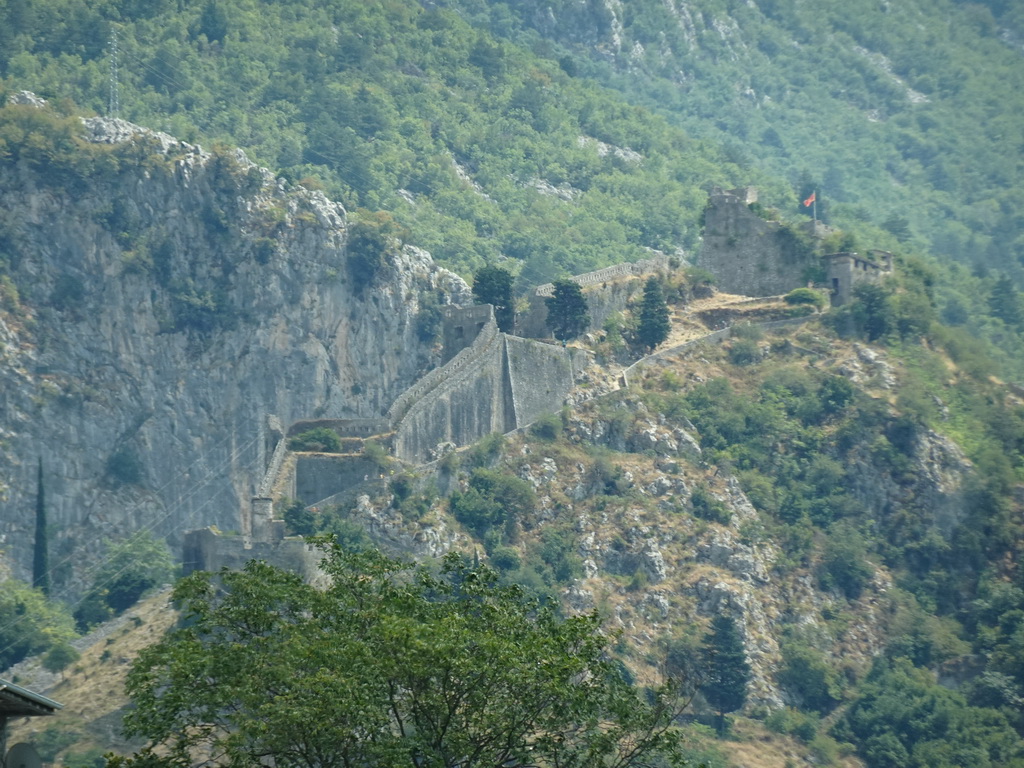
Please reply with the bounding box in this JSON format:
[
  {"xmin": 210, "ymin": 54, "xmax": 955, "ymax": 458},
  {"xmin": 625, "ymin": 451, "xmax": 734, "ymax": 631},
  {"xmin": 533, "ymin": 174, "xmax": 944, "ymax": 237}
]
[
  {"xmin": 117, "ymin": 544, "xmax": 684, "ymax": 768},
  {"xmin": 473, "ymin": 265, "xmax": 515, "ymax": 333},
  {"xmin": 545, "ymin": 279, "xmax": 590, "ymax": 341},
  {"xmin": 637, "ymin": 276, "xmax": 670, "ymax": 351},
  {"xmin": 699, "ymin": 614, "xmax": 750, "ymax": 736}
]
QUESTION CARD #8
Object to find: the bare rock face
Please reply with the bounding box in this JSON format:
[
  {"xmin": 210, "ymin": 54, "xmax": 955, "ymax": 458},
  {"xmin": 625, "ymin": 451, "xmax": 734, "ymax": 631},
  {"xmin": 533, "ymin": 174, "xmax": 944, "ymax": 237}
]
[
  {"xmin": 845, "ymin": 426, "xmax": 973, "ymax": 535},
  {"xmin": 0, "ymin": 109, "xmax": 468, "ymax": 593}
]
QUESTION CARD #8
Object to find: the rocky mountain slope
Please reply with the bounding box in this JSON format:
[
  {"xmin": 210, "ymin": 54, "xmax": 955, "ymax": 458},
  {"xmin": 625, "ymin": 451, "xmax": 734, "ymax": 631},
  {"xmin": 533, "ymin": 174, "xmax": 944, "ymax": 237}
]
[
  {"xmin": 6, "ymin": 306, "xmax": 1002, "ymax": 768},
  {"xmin": 0, "ymin": 101, "xmax": 468, "ymax": 592}
]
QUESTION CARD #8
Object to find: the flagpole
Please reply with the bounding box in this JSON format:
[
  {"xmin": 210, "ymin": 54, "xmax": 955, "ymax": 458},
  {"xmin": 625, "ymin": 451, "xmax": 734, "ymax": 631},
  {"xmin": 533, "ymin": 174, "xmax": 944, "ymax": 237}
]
[{"xmin": 812, "ymin": 191, "xmax": 817, "ymax": 224}]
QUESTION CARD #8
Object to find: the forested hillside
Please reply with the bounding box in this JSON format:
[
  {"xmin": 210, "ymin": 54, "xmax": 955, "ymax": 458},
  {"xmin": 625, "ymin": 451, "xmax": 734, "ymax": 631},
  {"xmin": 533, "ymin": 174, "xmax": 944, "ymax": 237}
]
[
  {"xmin": 3, "ymin": 0, "xmax": 1024, "ymax": 378},
  {"xmin": 442, "ymin": 0, "xmax": 1024, "ymax": 273}
]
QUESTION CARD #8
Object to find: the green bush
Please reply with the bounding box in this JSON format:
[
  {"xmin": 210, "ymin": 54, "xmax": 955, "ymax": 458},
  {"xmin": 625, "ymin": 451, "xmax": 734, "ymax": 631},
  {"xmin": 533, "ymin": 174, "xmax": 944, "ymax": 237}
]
[
  {"xmin": 785, "ymin": 287, "xmax": 827, "ymax": 309},
  {"xmin": 684, "ymin": 267, "xmax": 716, "ymax": 298},
  {"xmin": 837, "ymin": 658, "xmax": 1023, "ymax": 768},
  {"xmin": 347, "ymin": 210, "xmax": 403, "ymax": 292},
  {"xmin": 690, "ymin": 485, "xmax": 732, "ymax": 524},
  {"xmin": 465, "ymin": 432, "xmax": 505, "ymax": 468},
  {"xmin": 363, "ymin": 440, "xmax": 392, "ymax": 470},
  {"xmin": 288, "ymin": 427, "xmax": 342, "ymax": 453},
  {"xmin": 818, "ymin": 523, "xmax": 874, "ymax": 600},
  {"xmin": 529, "ymin": 413, "xmax": 562, "ymax": 441},
  {"xmin": 489, "ymin": 546, "xmax": 521, "ymax": 572},
  {"xmin": 35, "ymin": 726, "xmax": 79, "ymax": 762},
  {"xmin": 0, "ymin": 579, "xmax": 77, "ymax": 669},
  {"xmin": 765, "ymin": 707, "xmax": 819, "ymax": 743},
  {"xmin": 63, "ymin": 748, "xmax": 108, "ymax": 768},
  {"xmin": 74, "ymin": 533, "xmax": 175, "ymax": 631},
  {"xmin": 728, "ymin": 338, "xmax": 760, "ymax": 366},
  {"xmin": 319, "ymin": 514, "xmax": 373, "ymax": 552},
  {"xmin": 731, "ymin": 322, "xmax": 764, "ymax": 341},
  {"xmin": 42, "ymin": 642, "xmax": 80, "ymax": 678},
  {"xmin": 282, "ymin": 498, "xmax": 316, "ymax": 536},
  {"xmin": 450, "ymin": 468, "xmax": 535, "ymax": 540},
  {"xmin": 778, "ymin": 636, "xmax": 844, "ymax": 713},
  {"xmin": 415, "ymin": 301, "xmax": 442, "ymax": 343}
]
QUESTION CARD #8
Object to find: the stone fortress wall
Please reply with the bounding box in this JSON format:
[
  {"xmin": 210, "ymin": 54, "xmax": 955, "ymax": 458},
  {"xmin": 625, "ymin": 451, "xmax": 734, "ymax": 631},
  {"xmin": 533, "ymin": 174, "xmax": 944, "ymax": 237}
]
[
  {"xmin": 387, "ymin": 316, "xmax": 502, "ymax": 428},
  {"xmin": 187, "ymin": 186, "xmax": 892, "ymax": 574},
  {"xmin": 193, "ymin": 252, "xmax": 690, "ymax": 564},
  {"xmin": 392, "ymin": 313, "xmax": 514, "ymax": 464},
  {"xmin": 519, "ymin": 254, "xmax": 672, "ymax": 338}
]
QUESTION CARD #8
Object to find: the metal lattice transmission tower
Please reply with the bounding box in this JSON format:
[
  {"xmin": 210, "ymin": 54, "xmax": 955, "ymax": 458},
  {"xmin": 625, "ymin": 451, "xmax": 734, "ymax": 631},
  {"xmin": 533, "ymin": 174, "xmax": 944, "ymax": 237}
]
[{"xmin": 108, "ymin": 27, "xmax": 120, "ymax": 118}]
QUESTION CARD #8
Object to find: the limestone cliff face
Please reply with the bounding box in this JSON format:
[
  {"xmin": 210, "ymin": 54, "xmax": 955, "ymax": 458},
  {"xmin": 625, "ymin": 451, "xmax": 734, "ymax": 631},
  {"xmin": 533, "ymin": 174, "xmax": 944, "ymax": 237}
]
[{"xmin": 0, "ymin": 112, "xmax": 469, "ymax": 591}]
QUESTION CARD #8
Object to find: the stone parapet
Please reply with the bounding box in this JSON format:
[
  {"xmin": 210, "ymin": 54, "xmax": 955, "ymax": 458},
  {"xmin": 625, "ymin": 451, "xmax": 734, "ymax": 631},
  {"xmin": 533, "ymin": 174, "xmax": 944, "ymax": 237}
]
[
  {"xmin": 533, "ymin": 254, "xmax": 670, "ymax": 298},
  {"xmin": 387, "ymin": 318, "xmax": 500, "ymax": 425}
]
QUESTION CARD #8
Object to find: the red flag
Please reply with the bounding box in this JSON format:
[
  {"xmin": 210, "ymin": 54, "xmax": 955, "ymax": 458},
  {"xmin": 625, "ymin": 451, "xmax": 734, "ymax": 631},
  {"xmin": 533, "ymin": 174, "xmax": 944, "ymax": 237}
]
[{"xmin": 803, "ymin": 192, "xmax": 816, "ymax": 207}]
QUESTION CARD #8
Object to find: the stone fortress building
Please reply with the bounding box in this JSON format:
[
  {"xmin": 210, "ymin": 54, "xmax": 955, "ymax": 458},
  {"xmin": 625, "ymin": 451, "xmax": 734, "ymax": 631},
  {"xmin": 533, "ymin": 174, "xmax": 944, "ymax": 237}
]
[{"xmin": 700, "ymin": 187, "xmax": 891, "ymax": 305}]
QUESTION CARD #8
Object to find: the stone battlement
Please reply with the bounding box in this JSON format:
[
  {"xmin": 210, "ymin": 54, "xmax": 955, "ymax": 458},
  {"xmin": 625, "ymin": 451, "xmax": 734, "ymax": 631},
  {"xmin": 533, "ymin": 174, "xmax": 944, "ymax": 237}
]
[{"xmin": 533, "ymin": 254, "xmax": 670, "ymax": 297}]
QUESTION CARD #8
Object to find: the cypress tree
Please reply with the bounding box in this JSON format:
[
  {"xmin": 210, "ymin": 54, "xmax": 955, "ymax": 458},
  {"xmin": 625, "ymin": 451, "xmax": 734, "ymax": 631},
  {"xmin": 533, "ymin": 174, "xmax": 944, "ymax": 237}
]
[
  {"xmin": 545, "ymin": 279, "xmax": 589, "ymax": 341},
  {"xmin": 700, "ymin": 614, "xmax": 750, "ymax": 736},
  {"xmin": 33, "ymin": 457, "xmax": 50, "ymax": 595},
  {"xmin": 473, "ymin": 266, "xmax": 515, "ymax": 333},
  {"xmin": 637, "ymin": 276, "xmax": 670, "ymax": 351}
]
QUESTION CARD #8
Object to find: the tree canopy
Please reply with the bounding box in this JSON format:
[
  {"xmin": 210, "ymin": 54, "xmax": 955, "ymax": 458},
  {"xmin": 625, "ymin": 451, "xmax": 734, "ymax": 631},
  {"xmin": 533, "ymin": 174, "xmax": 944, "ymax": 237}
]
[
  {"xmin": 637, "ymin": 276, "xmax": 670, "ymax": 351},
  {"xmin": 545, "ymin": 279, "xmax": 590, "ymax": 341},
  {"xmin": 118, "ymin": 543, "xmax": 684, "ymax": 768},
  {"xmin": 472, "ymin": 266, "xmax": 515, "ymax": 333}
]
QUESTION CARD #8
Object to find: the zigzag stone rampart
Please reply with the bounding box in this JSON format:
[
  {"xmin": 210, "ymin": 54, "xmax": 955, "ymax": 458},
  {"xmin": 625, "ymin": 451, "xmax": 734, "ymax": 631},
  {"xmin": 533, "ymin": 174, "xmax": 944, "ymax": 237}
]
[
  {"xmin": 392, "ymin": 324, "xmax": 511, "ymax": 463},
  {"xmin": 387, "ymin": 318, "xmax": 500, "ymax": 426}
]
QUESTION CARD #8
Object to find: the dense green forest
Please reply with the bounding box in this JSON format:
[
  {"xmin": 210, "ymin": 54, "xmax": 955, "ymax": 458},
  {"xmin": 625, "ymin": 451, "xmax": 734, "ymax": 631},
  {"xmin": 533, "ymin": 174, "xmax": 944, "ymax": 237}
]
[
  {"xmin": 5, "ymin": 0, "xmax": 1024, "ymax": 281},
  {"xmin": 0, "ymin": 0, "xmax": 753, "ymax": 283},
  {"xmin": 441, "ymin": 0, "xmax": 1024, "ymax": 273}
]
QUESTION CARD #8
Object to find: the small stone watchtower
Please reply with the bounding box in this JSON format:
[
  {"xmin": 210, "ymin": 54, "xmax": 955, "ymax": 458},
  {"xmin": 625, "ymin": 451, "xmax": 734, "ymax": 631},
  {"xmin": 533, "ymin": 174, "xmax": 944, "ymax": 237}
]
[
  {"xmin": 827, "ymin": 250, "xmax": 893, "ymax": 305},
  {"xmin": 441, "ymin": 304, "xmax": 495, "ymax": 363},
  {"xmin": 699, "ymin": 186, "xmax": 821, "ymax": 297}
]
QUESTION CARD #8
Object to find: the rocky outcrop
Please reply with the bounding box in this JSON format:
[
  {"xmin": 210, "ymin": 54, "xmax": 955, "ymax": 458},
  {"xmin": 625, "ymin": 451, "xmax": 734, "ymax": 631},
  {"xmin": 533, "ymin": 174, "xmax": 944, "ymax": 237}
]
[{"xmin": 0, "ymin": 109, "xmax": 468, "ymax": 592}]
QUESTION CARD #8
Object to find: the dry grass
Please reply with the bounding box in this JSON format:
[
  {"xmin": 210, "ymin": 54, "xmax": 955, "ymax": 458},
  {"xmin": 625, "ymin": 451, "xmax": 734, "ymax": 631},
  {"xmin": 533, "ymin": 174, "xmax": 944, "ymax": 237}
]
[
  {"xmin": 723, "ymin": 719, "xmax": 866, "ymax": 768},
  {"xmin": 7, "ymin": 590, "xmax": 178, "ymax": 759}
]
